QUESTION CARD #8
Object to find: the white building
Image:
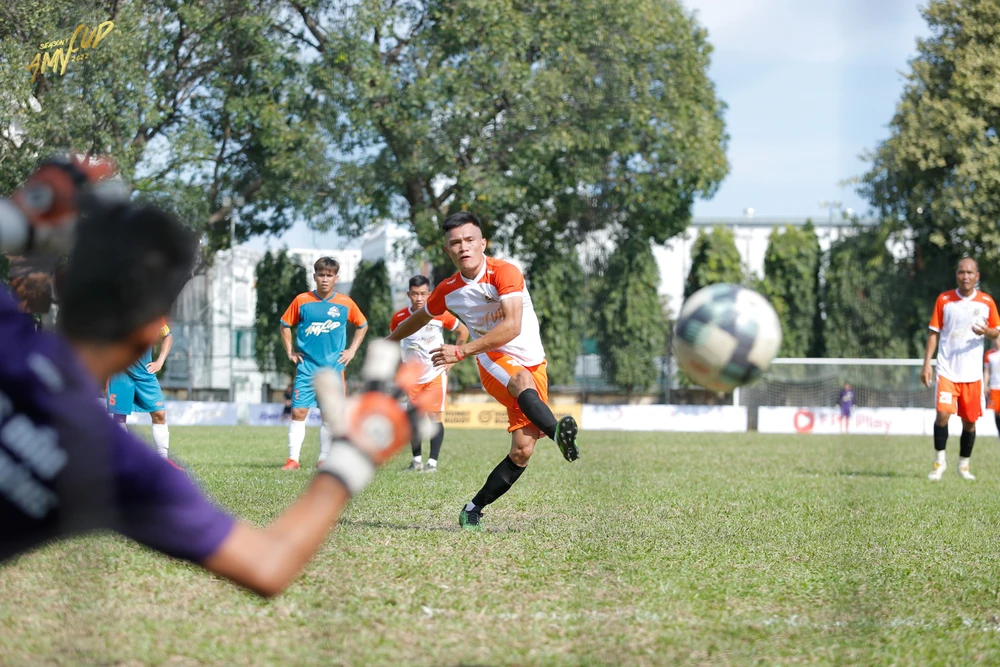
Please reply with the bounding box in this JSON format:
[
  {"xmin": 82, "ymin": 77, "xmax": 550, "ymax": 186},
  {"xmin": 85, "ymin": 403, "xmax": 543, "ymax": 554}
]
[{"xmin": 359, "ymin": 223, "xmax": 424, "ymax": 309}]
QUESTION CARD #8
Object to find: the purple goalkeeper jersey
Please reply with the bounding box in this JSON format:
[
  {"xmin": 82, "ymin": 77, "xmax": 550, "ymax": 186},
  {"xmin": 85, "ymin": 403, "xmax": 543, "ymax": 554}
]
[{"xmin": 0, "ymin": 286, "xmax": 234, "ymax": 563}]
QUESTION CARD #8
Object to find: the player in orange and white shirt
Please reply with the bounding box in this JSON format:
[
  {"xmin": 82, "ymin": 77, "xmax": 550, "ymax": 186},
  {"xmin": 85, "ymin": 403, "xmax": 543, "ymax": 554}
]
[
  {"xmin": 387, "ymin": 212, "xmax": 580, "ymax": 531},
  {"xmin": 921, "ymin": 257, "xmax": 1000, "ymax": 481},
  {"xmin": 390, "ymin": 275, "xmax": 469, "ymax": 473},
  {"xmin": 983, "ymin": 342, "xmax": 1000, "ymax": 439}
]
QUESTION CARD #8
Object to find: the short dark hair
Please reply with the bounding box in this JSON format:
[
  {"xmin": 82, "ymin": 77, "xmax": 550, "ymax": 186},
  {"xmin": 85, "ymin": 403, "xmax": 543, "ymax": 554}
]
[
  {"xmin": 315, "ymin": 257, "xmax": 339, "ymax": 274},
  {"xmin": 958, "ymin": 256, "xmax": 979, "ymax": 272},
  {"xmin": 408, "ymin": 275, "xmax": 431, "ymax": 290},
  {"xmin": 442, "ymin": 212, "xmax": 481, "ymax": 234},
  {"xmin": 59, "ymin": 202, "xmax": 196, "ymax": 343}
]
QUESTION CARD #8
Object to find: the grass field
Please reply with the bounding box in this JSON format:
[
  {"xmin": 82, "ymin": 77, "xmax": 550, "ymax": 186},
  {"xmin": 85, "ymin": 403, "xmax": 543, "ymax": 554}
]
[{"xmin": 4, "ymin": 426, "xmax": 1000, "ymax": 665}]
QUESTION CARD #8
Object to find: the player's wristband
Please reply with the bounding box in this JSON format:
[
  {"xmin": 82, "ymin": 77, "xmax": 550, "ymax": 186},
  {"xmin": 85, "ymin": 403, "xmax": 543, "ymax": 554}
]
[
  {"xmin": 317, "ymin": 442, "xmax": 374, "ymax": 495},
  {"xmin": 455, "ymin": 346, "xmax": 466, "ymax": 361}
]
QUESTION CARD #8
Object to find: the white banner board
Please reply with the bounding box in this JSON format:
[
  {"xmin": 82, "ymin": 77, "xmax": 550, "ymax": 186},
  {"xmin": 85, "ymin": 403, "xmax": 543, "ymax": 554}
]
[
  {"xmin": 582, "ymin": 404, "xmax": 748, "ymax": 432},
  {"xmin": 247, "ymin": 404, "xmax": 323, "ymax": 427},
  {"xmin": 756, "ymin": 406, "xmax": 998, "ymax": 436},
  {"xmin": 126, "ymin": 401, "xmax": 238, "ymax": 426}
]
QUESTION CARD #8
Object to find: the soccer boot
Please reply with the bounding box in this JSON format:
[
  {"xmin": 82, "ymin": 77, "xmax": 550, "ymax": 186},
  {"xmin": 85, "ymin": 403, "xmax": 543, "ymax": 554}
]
[
  {"xmin": 165, "ymin": 459, "xmax": 185, "ymax": 471},
  {"xmin": 281, "ymin": 458, "xmax": 301, "ymax": 471},
  {"xmin": 422, "ymin": 463, "xmax": 438, "ymax": 473},
  {"xmin": 927, "ymin": 460, "xmax": 946, "ymax": 481},
  {"xmin": 405, "ymin": 460, "xmax": 423, "ymax": 472},
  {"xmin": 958, "ymin": 461, "xmax": 976, "ymax": 481},
  {"xmin": 554, "ymin": 415, "xmax": 579, "ymax": 462},
  {"xmin": 459, "ymin": 506, "xmax": 484, "ymax": 532}
]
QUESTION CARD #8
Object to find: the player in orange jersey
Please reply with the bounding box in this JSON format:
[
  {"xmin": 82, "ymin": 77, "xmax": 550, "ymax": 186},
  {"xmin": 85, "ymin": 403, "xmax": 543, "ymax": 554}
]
[
  {"xmin": 388, "ymin": 212, "xmax": 580, "ymax": 531},
  {"xmin": 390, "ymin": 275, "xmax": 469, "ymax": 472},
  {"xmin": 921, "ymin": 257, "xmax": 1000, "ymax": 481},
  {"xmin": 983, "ymin": 341, "xmax": 1000, "ymax": 439}
]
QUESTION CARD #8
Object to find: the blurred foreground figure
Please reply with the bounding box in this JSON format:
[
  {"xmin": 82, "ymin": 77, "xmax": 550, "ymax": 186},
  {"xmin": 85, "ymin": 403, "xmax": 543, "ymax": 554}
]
[{"xmin": 0, "ymin": 156, "xmax": 419, "ymax": 596}]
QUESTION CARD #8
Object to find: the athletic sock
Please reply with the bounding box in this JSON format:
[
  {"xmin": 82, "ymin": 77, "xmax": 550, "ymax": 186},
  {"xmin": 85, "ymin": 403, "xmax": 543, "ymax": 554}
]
[
  {"xmin": 288, "ymin": 419, "xmax": 306, "ymax": 462},
  {"xmin": 151, "ymin": 423, "xmax": 169, "ymax": 458},
  {"xmin": 471, "ymin": 456, "xmax": 526, "ymax": 508},
  {"xmin": 411, "ymin": 428, "xmax": 422, "ymax": 458},
  {"xmin": 429, "ymin": 423, "xmax": 444, "ymax": 462},
  {"xmin": 318, "ymin": 422, "xmax": 332, "ymax": 462},
  {"xmin": 995, "ymin": 413, "xmax": 1000, "ymax": 438},
  {"xmin": 934, "ymin": 424, "xmax": 948, "ymax": 453},
  {"xmin": 960, "ymin": 430, "xmax": 976, "ymax": 458},
  {"xmin": 516, "ymin": 389, "xmax": 557, "ymax": 439}
]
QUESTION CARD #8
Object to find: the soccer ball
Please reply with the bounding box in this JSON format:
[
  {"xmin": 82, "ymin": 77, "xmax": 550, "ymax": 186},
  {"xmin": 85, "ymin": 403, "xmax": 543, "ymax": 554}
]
[{"xmin": 673, "ymin": 283, "xmax": 782, "ymax": 391}]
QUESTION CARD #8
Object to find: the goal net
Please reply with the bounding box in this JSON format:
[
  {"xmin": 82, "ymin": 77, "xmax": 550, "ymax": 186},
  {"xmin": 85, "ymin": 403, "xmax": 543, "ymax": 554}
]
[{"xmin": 738, "ymin": 358, "xmax": 935, "ymax": 429}]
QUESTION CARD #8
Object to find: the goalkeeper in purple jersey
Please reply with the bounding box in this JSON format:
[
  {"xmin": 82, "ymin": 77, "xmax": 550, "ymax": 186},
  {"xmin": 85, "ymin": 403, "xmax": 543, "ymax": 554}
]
[{"xmin": 0, "ymin": 156, "xmax": 413, "ymax": 596}]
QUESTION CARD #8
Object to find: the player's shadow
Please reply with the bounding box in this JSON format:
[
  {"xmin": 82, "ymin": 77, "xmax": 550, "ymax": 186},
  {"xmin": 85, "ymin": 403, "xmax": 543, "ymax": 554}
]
[{"xmin": 341, "ymin": 519, "xmax": 520, "ymax": 534}]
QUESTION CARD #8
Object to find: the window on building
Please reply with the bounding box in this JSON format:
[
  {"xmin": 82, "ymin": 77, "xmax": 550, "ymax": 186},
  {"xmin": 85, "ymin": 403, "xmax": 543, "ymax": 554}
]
[
  {"xmin": 235, "ymin": 280, "xmax": 250, "ymax": 314},
  {"xmin": 233, "ymin": 329, "xmax": 255, "ymax": 359}
]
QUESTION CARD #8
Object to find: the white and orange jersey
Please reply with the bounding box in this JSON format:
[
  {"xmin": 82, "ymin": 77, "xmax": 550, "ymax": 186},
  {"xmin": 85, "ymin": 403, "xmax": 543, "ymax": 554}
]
[
  {"xmin": 985, "ymin": 348, "xmax": 1000, "ymax": 389},
  {"xmin": 424, "ymin": 256, "xmax": 546, "ymax": 367},
  {"xmin": 930, "ymin": 289, "xmax": 1000, "ymax": 383},
  {"xmin": 390, "ymin": 305, "xmax": 461, "ymax": 384}
]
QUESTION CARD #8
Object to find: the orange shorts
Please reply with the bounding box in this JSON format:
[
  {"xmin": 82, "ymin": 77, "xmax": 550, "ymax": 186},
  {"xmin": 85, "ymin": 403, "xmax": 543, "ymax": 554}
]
[
  {"xmin": 407, "ymin": 373, "xmax": 447, "ymax": 413},
  {"xmin": 989, "ymin": 389, "xmax": 1000, "ymax": 412},
  {"xmin": 477, "ymin": 353, "xmax": 548, "ymax": 433},
  {"xmin": 936, "ymin": 377, "xmax": 983, "ymax": 421}
]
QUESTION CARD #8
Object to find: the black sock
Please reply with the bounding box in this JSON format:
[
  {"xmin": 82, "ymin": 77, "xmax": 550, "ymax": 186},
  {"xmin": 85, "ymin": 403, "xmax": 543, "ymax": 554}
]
[
  {"xmin": 471, "ymin": 456, "xmax": 525, "ymax": 509},
  {"xmin": 995, "ymin": 413, "xmax": 1000, "ymax": 437},
  {"xmin": 961, "ymin": 430, "xmax": 976, "ymax": 458},
  {"xmin": 410, "ymin": 430, "xmax": 421, "ymax": 458},
  {"xmin": 429, "ymin": 423, "xmax": 444, "ymax": 461},
  {"xmin": 516, "ymin": 389, "xmax": 557, "ymax": 439},
  {"xmin": 934, "ymin": 424, "xmax": 948, "ymax": 451}
]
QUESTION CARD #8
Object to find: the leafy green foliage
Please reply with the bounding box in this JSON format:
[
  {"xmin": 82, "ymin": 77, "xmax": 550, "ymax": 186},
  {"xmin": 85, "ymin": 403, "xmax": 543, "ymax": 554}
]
[
  {"xmin": 527, "ymin": 239, "xmax": 586, "ymax": 386},
  {"xmin": 0, "ymin": 0, "xmax": 334, "ymax": 255},
  {"xmin": 822, "ymin": 227, "xmax": 910, "ymax": 359},
  {"xmin": 684, "ymin": 225, "xmax": 744, "ymax": 298},
  {"xmin": 253, "ymin": 250, "xmax": 308, "ymax": 377},
  {"xmin": 348, "ymin": 259, "xmax": 393, "ymax": 380},
  {"xmin": 291, "ymin": 0, "xmax": 727, "ymax": 264},
  {"xmin": 860, "ymin": 0, "xmax": 1000, "ymax": 341},
  {"xmin": 593, "ymin": 234, "xmax": 667, "ymax": 394},
  {"xmin": 760, "ymin": 222, "xmax": 822, "ymax": 357}
]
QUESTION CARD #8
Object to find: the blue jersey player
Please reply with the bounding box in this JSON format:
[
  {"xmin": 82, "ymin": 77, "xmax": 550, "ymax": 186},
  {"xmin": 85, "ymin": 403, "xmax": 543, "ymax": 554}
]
[
  {"xmin": 106, "ymin": 318, "xmax": 175, "ymax": 464},
  {"xmin": 279, "ymin": 257, "xmax": 368, "ymax": 469},
  {"xmin": 1, "ymin": 166, "xmax": 411, "ymax": 597}
]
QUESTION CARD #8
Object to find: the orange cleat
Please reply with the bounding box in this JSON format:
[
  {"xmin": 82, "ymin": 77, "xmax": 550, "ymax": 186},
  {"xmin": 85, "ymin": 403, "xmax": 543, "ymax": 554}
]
[
  {"xmin": 281, "ymin": 458, "xmax": 301, "ymax": 471},
  {"xmin": 165, "ymin": 459, "xmax": 184, "ymax": 471}
]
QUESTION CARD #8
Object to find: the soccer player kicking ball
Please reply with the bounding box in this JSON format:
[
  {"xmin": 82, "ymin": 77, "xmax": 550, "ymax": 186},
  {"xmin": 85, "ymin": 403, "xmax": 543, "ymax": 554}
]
[
  {"xmin": 1, "ymin": 169, "xmax": 414, "ymax": 596},
  {"xmin": 921, "ymin": 257, "xmax": 1000, "ymax": 481},
  {"xmin": 390, "ymin": 275, "xmax": 470, "ymax": 473},
  {"xmin": 106, "ymin": 318, "xmax": 177, "ymax": 467},
  {"xmin": 279, "ymin": 257, "xmax": 368, "ymax": 470},
  {"xmin": 388, "ymin": 212, "xmax": 580, "ymax": 531}
]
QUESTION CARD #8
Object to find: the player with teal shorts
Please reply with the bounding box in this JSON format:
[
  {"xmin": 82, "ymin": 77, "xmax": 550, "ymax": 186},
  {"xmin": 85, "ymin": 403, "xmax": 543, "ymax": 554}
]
[
  {"xmin": 107, "ymin": 318, "xmax": 178, "ymax": 467},
  {"xmin": 279, "ymin": 256, "xmax": 368, "ymax": 470}
]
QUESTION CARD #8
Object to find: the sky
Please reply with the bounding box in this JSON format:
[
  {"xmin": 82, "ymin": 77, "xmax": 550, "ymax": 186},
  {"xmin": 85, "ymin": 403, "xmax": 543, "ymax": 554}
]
[
  {"xmin": 251, "ymin": 0, "xmax": 932, "ymax": 250},
  {"xmin": 684, "ymin": 0, "xmax": 930, "ymax": 220}
]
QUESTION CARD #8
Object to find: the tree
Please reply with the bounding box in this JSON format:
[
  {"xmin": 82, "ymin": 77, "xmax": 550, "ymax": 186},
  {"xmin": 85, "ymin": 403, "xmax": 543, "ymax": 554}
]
[
  {"xmin": 1, "ymin": 0, "xmax": 335, "ymax": 255},
  {"xmin": 760, "ymin": 222, "xmax": 822, "ymax": 357},
  {"xmin": 527, "ymin": 238, "xmax": 586, "ymax": 386},
  {"xmin": 253, "ymin": 250, "xmax": 308, "ymax": 378},
  {"xmin": 822, "ymin": 227, "xmax": 910, "ymax": 359},
  {"xmin": 860, "ymin": 0, "xmax": 1000, "ymax": 336},
  {"xmin": 348, "ymin": 259, "xmax": 393, "ymax": 380},
  {"xmin": 593, "ymin": 234, "xmax": 667, "ymax": 395},
  {"xmin": 684, "ymin": 226, "xmax": 744, "ymax": 298},
  {"xmin": 287, "ymin": 0, "xmax": 727, "ymax": 266}
]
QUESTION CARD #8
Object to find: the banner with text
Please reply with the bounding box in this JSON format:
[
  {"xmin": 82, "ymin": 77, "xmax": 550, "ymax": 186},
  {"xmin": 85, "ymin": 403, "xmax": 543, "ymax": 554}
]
[
  {"xmin": 581, "ymin": 404, "xmax": 748, "ymax": 432},
  {"xmin": 758, "ymin": 406, "xmax": 930, "ymax": 436},
  {"xmin": 444, "ymin": 402, "xmax": 583, "ymax": 430},
  {"xmin": 247, "ymin": 404, "xmax": 323, "ymax": 427}
]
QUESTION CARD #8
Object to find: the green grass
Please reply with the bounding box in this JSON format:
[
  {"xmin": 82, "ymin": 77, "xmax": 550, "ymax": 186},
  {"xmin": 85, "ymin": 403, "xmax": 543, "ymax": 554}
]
[{"xmin": 4, "ymin": 427, "xmax": 1000, "ymax": 665}]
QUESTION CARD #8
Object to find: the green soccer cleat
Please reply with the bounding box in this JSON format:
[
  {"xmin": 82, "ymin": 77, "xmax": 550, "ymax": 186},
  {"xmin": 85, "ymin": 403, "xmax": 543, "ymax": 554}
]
[
  {"xmin": 459, "ymin": 506, "xmax": 483, "ymax": 532},
  {"xmin": 554, "ymin": 415, "xmax": 579, "ymax": 462}
]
